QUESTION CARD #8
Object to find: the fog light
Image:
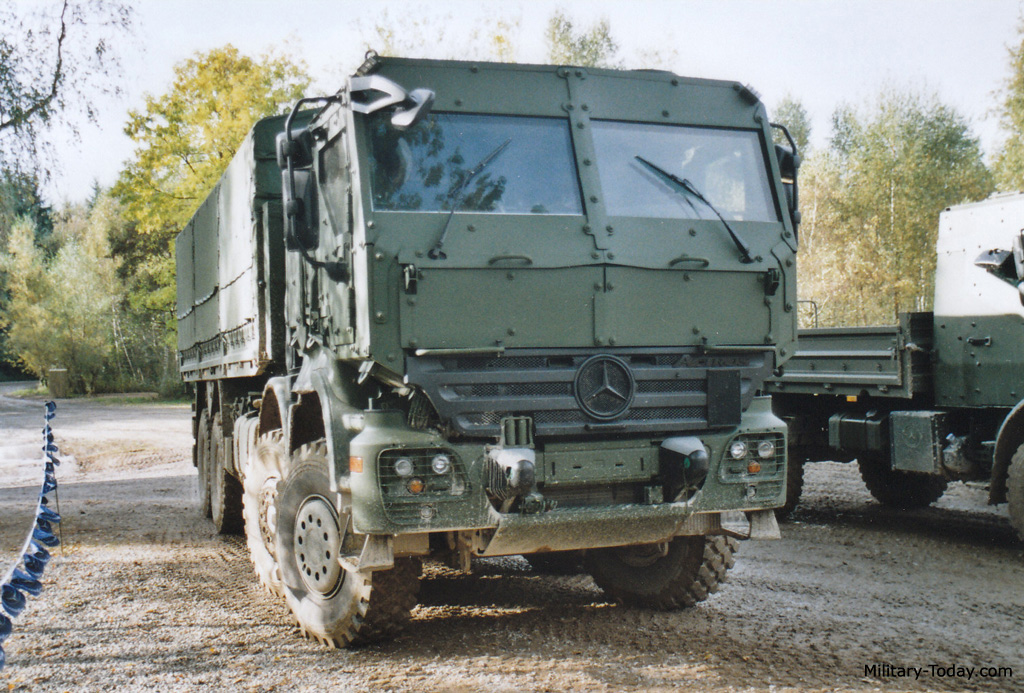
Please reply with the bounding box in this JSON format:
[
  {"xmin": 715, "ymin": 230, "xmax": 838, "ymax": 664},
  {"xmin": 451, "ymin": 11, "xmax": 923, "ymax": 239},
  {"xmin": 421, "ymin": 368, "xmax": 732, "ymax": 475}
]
[
  {"xmin": 757, "ymin": 439, "xmax": 776, "ymax": 459},
  {"xmin": 729, "ymin": 440, "xmax": 748, "ymax": 459},
  {"xmin": 431, "ymin": 454, "xmax": 452, "ymax": 475},
  {"xmin": 394, "ymin": 458, "xmax": 414, "ymax": 477},
  {"xmin": 407, "ymin": 478, "xmax": 425, "ymax": 494}
]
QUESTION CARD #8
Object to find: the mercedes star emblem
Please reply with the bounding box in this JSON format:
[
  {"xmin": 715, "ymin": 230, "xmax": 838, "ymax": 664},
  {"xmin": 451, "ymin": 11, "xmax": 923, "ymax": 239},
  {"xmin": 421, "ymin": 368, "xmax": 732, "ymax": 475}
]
[{"xmin": 574, "ymin": 355, "xmax": 635, "ymax": 420}]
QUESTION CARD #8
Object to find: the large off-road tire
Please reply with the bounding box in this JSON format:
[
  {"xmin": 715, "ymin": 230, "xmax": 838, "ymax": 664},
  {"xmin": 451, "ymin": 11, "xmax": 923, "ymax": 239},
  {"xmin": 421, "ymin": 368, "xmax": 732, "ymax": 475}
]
[
  {"xmin": 242, "ymin": 430, "xmax": 288, "ymax": 597},
  {"xmin": 857, "ymin": 453, "xmax": 947, "ymax": 509},
  {"xmin": 210, "ymin": 412, "xmax": 244, "ymax": 535},
  {"xmin": 775, "ymin": 457, "xmax": 805, "ymax": 522},
  {"xmin": 585, "ymin": 535, "xmax": 737, "ymax": 610},
  {"xmin": 275, "ymin": 441, "xmax": 421, "ymax": 647},
  {"xmin": 1007, "ymin": 444, "xmax": 1024, "ymax": 541},
  {"xmin": 197, "ymin": 409, "xmax": 212, "ymax": 518},
  {"xmin": 524, "ymin": 550, "xmax": 586, "ymax": 574}
]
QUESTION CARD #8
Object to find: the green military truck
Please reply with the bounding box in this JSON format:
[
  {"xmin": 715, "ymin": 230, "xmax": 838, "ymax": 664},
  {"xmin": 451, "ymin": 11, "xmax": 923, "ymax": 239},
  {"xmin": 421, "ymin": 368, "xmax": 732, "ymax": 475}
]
[
  {"xmin": 176, "ymin": 55, "xmax": 801, "ymax": 647},
  {"xmin": 769, "ymin": 192, "xmax": 1024, "ymax": 538}
]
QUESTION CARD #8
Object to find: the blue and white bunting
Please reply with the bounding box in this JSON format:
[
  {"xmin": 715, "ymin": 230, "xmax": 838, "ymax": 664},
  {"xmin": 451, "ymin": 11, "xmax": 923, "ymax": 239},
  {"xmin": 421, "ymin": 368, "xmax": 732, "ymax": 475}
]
[{"xmin": 0, "ymin": 402, "xmax": 62, "ymax": 671}]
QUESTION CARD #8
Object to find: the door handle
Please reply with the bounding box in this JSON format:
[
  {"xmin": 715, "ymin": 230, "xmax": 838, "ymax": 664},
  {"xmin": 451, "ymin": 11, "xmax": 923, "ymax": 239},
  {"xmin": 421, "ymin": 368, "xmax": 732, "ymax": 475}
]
[
  {"xmin": 488, "ymin": 254, "xmax": 533, "ymax": 266},
  {"xmin": 668, "ymin": 255, "xmax": 710, "ymax": 268}
]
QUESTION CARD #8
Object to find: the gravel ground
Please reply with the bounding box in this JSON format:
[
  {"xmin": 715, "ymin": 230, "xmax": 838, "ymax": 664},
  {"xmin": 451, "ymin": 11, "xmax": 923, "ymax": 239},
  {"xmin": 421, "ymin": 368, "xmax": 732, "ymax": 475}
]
[{"xmin": 1, "ymin": 385, "xmax": 1023, "ymax": 692}]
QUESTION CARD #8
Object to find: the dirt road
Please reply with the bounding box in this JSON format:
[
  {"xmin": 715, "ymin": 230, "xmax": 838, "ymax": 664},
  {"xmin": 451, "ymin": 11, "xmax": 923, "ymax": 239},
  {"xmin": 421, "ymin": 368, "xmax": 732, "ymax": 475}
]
[{"xmin": 1, "ymin": 390, "xmax": 1022, "ymax": 692}]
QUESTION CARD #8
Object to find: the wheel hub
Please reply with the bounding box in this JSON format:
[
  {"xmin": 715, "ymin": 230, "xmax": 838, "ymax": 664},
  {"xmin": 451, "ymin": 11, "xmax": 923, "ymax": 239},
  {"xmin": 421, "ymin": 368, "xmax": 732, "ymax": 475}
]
[
  {"xmin": 258, "ymin": 479, "xmax": 279, "ymax": 560},
  {"xmin": 293, "ymin": 495, "xmax": 344, "ymax": 596}
]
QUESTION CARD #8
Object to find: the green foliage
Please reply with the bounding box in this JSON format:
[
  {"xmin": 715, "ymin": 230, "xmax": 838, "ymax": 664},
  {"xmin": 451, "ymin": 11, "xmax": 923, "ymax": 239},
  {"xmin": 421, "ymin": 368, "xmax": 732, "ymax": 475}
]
[
  {"xmin": 112, "ymin": 45, "xmax": 309, "ymax": 335},
  {"xmin": 771, "ymin": 96, "xmax": 812, "ymax": 153},
  {"xmin": 0, "ymin": 0, "xmax": 132, "ymax": 175},
  {"xmin": 545, "ymin": 11, "xmax": 620, "ymax": 68},
  {"xmin": 994, "ymin": 17, "xmax": 1024, "ymax": 190},
  {"xmin": 0, "ymin": 208, "xmax": 118, "ymax": 393},
  {"xmin": 799, "ymin": 88, "xmax": 993, "ymax": 326}
]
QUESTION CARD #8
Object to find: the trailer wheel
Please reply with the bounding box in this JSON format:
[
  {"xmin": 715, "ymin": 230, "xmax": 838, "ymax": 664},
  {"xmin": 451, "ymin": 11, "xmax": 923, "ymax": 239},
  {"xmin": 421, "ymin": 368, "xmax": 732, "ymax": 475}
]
[
  {"xmin": 857, "ymin": 453, "xmax": 947, "ymax": 509},
  {"xmin": 775, "ymin": 457, "xmax": 805, "ymax": 522},
  {"xmin": 275, "ymin": 441, "xmax": 421, "ymax": 647},
  {"xmin": 1007, "ymin": 444, "xmax": 1024, "ymax": 541},
  {"xmin": 210, "ymin": 412, "xmax": 244, "ymax": 534},
  {"xmin": 242, "ymin": 431, "xmax": 287, "ymax": 596},
  {"xmin": 197, "ymin": 409, "xmax": 212, "ymax": 518},
  {"xmin": 585, "ymin": 535, "xmax": 736, "ymax": 610}
]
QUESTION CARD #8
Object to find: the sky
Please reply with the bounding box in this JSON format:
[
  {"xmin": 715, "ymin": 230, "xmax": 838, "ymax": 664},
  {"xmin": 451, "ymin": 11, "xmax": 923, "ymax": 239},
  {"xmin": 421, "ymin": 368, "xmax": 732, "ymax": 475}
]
[{"xmin": 40, "ymin": 0, "xmax": 1024, "ymax": 204}]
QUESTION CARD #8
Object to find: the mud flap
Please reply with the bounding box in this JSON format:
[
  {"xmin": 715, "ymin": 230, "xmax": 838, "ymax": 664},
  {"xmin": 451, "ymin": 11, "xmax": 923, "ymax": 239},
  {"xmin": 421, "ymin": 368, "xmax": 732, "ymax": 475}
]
[
  {"xmin": 719, "ymin": 509, "xmax": 781, "ymax": 540},
  {"xmin": 339, "ymin": 534, "xmax": 395, "ymax": 573}
]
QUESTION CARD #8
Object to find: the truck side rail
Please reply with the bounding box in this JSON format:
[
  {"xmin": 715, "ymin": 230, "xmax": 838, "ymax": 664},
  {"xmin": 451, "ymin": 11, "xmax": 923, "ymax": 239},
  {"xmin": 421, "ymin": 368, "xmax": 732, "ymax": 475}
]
[{"xmin": 766, "ymin": 313, "xmax": 932, "ymax": 399}]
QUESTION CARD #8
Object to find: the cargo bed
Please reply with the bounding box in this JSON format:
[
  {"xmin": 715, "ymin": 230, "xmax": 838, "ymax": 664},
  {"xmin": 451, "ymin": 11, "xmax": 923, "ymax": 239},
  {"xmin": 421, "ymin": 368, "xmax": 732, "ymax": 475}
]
[{"xmin": 766, "ymin": 312, "xmax": 933, "ymax": 400}]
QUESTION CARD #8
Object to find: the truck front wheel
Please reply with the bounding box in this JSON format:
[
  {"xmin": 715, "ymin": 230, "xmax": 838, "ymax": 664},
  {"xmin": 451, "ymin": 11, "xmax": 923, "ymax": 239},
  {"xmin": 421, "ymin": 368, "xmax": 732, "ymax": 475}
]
[
  {"xmin": 1007, "ymin": 444, "xmax": 1024, "ymax": 540},
  {"xmin": 275, "ymin": 441, "xmax": 421, "ymax": 647},
  {"xmin": 857, "ymin": 453, "xmax": 947, "ymax": 509},
  {"xmin": 585, "ymin": 535, "xmax": 737, "ymax": 610}
]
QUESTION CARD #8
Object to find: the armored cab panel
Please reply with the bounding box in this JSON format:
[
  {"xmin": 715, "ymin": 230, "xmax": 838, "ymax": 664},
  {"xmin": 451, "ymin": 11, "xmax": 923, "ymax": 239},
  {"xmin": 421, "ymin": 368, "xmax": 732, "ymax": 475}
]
[
  {"xmin": 356, "ymin": 60, "xmax": 796, "ymax": 356},
  {"xmin": 933, "ymin": 192, "xmax": 1024, "ymax": 407},
  {"xmin": 176, "ymin": 112, "xmax": 306, "ymax": 381}
]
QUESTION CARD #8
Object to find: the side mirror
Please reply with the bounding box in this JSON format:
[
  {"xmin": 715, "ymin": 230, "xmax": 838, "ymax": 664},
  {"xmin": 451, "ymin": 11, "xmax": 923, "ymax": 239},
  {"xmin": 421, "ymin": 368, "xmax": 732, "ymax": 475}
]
[
  {"xmin": 1013, "ymin": 231, "xmax": 1024, "ymax": 280},
  {"xmin": 774, "ymin": 143, "xmax": 802, "ymax": 227},
  {"xmin": 276, "ymin": 128, "xmax": 314, "ymax": 170},
  {"xmin": 390, "ymin": 88, "xmax": 435, "ymax": 130},
  {"xmin": 349, "ymin": 74, "xmax": 435, "ymax": 131},
  {"xmin": 276, "ymin": 128, "xmax": 318, "ymax": 250},
  {"xmin": 282, "ymin": 169, "xmax": 318, "ymax": 250},
  {"xmin": 975, "ymin": 248, "xmax": 1019, "ymax": 285}
]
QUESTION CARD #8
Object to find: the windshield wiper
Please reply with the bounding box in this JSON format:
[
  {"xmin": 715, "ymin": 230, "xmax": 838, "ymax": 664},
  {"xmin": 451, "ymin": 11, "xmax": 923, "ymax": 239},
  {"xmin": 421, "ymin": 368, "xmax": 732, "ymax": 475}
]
[
  {"xmin": 428, "ymin": 138, "xmax": 512, "ymax": 260},
  {"xmin": 634, "ymin": 155, "xmax": 754, "ymax": 263}
]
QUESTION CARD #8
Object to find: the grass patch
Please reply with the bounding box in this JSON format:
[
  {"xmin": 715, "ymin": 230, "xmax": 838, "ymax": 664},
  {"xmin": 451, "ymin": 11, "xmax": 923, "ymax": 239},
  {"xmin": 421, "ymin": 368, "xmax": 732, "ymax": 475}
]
[{"xmin": 8, "ymin": 384, "xmax": 47, "ymax": 398}]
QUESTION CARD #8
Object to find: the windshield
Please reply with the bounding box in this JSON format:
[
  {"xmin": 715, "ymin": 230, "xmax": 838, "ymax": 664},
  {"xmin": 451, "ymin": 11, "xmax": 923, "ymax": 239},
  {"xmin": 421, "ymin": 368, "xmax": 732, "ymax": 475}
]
[
  {"xmin": 591, "ymin": 120, "xmax": 777, "ymax": 222},
  {"xmin": 367, "ymin": 113, "xmax": 583, "ymax": 215}
]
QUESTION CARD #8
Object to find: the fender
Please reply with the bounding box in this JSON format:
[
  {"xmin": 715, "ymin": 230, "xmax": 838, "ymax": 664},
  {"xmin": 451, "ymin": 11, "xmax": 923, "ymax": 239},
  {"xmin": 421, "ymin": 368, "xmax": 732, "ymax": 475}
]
[
  {"xmin": 291, "ymin": 345, "xmax": 365, "ymax": 491},
  {"xmin": 259, "ymin": 376, "xmax": 293, "ymax": 439},
  {"xmin": 991, "ymin": 398, "xmax": 1024, "ymax": 504}
]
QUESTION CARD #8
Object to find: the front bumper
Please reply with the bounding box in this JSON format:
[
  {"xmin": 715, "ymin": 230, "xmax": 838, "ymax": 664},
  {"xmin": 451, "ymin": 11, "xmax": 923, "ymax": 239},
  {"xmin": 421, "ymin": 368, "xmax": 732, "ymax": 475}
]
[{"xmin": 344, "ymin": 396, "xmax": 786, "ymax": 544}]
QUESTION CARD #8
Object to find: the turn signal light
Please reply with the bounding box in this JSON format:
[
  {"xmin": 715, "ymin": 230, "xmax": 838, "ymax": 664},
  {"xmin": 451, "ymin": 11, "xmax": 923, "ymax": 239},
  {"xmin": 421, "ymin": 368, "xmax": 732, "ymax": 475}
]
[
  {"xmin": 407, "ymin": 478, "xmax": 425, "ymax": 494},
  {"xmin": 349, "ymin": 456, "xmax": 364, "ymax": 473},
  {"xmin": 747, "ymin": 460, "xmax": 762, "ymax": 474}
]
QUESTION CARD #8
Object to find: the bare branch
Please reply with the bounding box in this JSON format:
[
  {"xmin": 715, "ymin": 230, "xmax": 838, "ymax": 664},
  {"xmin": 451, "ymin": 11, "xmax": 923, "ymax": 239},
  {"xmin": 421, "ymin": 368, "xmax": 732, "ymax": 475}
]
[{"xmin": 0, "ymin": 0, "xmax": 68, "ymax": 133}]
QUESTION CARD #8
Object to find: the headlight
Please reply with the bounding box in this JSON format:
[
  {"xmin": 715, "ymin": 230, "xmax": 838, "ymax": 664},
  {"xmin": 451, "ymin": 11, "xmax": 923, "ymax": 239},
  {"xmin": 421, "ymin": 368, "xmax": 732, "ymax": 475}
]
[
  {"xmin": 757, "ymin": 439, "xmax": 776, "ymax": 459},
  {"xmin": 431, "ymin": 454, "xmax": 452, "ymax": 475},
  {"xmin": 728, "ymin": 440, "xmax": 748, "ymax": 459},
  {"xmin": 394, "ymin": 457, "xmax": 415, "ymax": 477}
]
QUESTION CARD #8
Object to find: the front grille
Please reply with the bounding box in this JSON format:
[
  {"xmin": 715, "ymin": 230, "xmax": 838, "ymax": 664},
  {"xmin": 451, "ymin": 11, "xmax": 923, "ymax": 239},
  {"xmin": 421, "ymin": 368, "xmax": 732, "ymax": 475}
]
[
  {"xmin": 407, "ymin": 348, "xmax": 773, "ymax": 439},
  {"xmin": 543, "ymin": 484, "xmax": 642, "ymax": 509}
]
